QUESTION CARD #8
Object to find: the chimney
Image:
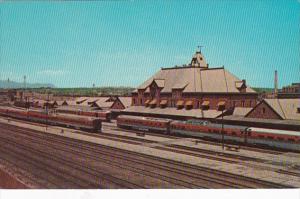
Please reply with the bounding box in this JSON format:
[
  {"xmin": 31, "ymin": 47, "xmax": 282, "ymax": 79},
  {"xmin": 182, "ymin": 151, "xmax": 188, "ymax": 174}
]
[{"xmin": 274, "ymin": 70, "xmax": 278, "ymax": 97}]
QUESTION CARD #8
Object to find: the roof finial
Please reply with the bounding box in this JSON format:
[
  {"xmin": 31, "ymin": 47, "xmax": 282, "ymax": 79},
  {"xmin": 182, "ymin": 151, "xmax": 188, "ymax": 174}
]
[{"xmin": 197, "ymin": 45, "xmax": 203, "ymax": 53}]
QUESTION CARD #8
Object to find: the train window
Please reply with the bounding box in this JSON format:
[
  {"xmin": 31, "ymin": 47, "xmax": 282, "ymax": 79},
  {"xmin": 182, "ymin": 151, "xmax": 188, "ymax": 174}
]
[
  {"xmin": 288, "ymin": 138, "xmax": 294, "ymax": 142},
  {"xmin": 232, "ymin": 132, "xmax": 237, "ymax": 136},
  {"xmin": 208, "ymin": 129, "xmax": 212, "ymax": 132},
  {"xmin": 277, "ymin": 137, "xmax": 284, "ymax": 141},
  {"xmin": 267, "ymin": 136, "xmax": 274, "ymax": 140},
  {"xmin": 213, "ymin": 130, "xmax": 218, "ymax": 133},
  {"xmin": 258, "ymin": 135, "xmax": 265, "ymax": 139}
]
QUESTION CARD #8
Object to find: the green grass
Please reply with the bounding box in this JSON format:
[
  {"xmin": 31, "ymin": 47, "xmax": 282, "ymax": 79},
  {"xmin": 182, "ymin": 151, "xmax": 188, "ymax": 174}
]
[
  {"xmin": 24, "ymin": 86, "xmax": 272, "ymax": 96},
  {"xmin": 252, "ymin": 87, "xmax": 274, "ymax": 93},
  {"xmin": 28, "ymin": 87, "xmax": 135, "ymax": 96}
]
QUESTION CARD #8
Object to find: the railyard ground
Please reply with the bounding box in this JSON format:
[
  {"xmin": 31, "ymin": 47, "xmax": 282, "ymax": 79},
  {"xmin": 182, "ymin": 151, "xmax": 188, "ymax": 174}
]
[{"xmin": 0, "ymin": 117, "xmax": 299, "ymax": 188}]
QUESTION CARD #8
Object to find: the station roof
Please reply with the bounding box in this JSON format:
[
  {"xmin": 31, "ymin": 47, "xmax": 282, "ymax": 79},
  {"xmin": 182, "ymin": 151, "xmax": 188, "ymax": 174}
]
[
  {"xmin": 79, "ymin": 97, "xmax": 110, "ymax": 106},
  {"xmin": 223, "ymin": 115, "xmax": 300, "ymax": 126},
  {"xmin": 233, "ymin": 107, "xmax": 253, "ymax": 117},
  {"xmin": 92, "ymin": 98, "xmax": 114, "ymax": 109},
  {"xmin": 134, "ymin": 52, "xmax": 256, "ymax": 94},
  {"xmin": 123, "ymin": 106, "xmax": 223, "ymax": 119},
  {"xmin": 118, "ymin": 97, "xmax": 132, "ymax": 108},
  {"xmin": 56, "ymin": 105, "xmax": 99, "ymax": 112},
  {"xmin": 263, "ymin": 99, "xmax": 300, "ymax": 120},
  {"xmin": 246, "ymin": 99, "xmax": 300, "ymax": 120}
]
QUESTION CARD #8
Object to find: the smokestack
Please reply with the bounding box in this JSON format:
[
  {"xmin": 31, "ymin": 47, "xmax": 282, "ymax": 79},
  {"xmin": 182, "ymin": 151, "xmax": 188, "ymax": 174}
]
[
  {"xmin": 23, "ymin": 75, "xmax": 26, "ymax": 89},
  {"xmin": 274, "ymin": 70, "xmax": 278, "ymax": 97}
]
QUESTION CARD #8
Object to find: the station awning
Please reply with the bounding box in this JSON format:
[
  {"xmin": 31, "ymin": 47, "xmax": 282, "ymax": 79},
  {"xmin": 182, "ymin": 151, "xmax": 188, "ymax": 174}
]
[
  {"xmin": 145, "ymin": 99, "xmax": 150, "ymax": 105},
  {"xmin": 160, "ymin": 99, "xmax": 168, "ymax": 106},
  {"xmin": 176, "ymin": 100, "xmax": 184, "ymax": 107},
  {"xmin": 201, "ymin": 101, "xmax": 210, "ymax": 106},
  {"xmin": 217, "ymin": 101, "xmax": 226, "ymax": 111},
  {"xmin": 185, "ymin": 100, "xmax": 193, "ymax": 106},
  {"xmin": 149, "ymin": 99, "xmax": 157, "ymax": 105},
  {"xmin": 217, "ymin": 101, "xmax": 226, "ymax": 106}
]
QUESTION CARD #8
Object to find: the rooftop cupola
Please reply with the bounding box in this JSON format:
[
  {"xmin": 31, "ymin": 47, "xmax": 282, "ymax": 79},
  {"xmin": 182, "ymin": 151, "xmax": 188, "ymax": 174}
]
[{"xmin": 190, "ymin": 50, "xmax": 208, "ymax": 68}]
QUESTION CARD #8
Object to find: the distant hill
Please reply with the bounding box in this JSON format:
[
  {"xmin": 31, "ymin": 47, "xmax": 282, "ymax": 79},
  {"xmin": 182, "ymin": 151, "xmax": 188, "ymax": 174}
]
[{"xmin": 0, "ymin": 80, "xmax": 55, "ymax": 89}]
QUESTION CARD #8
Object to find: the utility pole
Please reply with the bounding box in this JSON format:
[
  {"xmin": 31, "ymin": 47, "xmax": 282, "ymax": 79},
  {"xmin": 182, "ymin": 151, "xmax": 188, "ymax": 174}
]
[
  {"xmin": 93, "ymin": 83, "xmax": 96, "ymax": 96},
  {"xmin": 23, "ymin": 75, "xmax": 26, "ymax": 90},
  {"xmin": 221, "ymin": 109, "xmax": 224, "ymax": 150},
  {"xmin": 274, "ymin": 70, "xmax": 278, "ymax": 98},
  {"xmin": 45, "ymin": 88, "xmax": 50, "ymax": 131}
]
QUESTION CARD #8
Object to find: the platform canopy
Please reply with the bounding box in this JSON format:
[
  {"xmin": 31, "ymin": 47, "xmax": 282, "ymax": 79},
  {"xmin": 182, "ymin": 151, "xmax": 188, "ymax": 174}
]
[
  {"xmin": 176, "ymin": 100, "xmax": 184, "ymax": 107},
  {"xmin": 160, "ymin": 99, "xmax": 168, "ymax": 106},
  {"xmin": 185, "ymin": 100, "xmax": 193, "ymax": 106},
  {"xmin": 149, "ymin": 99, "xmax": 157, "ymax": 105},
  {"xmin": 201, "ymin": 100, "xmax": 210, "ymax": 106}
]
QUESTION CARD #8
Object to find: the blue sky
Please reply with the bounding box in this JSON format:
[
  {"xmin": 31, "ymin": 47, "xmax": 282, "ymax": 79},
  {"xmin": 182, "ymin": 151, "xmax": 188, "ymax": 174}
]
[{"xmin": 0, "ymin": 1, "xmax": 299, "ymax": 88}]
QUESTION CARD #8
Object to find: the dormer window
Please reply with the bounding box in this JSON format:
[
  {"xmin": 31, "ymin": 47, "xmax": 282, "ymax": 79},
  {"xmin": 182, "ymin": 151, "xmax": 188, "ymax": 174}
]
[
  {"xmin": 235, "ymin": 80, "xmax": 247, "ymax": 93},
  {"xmin": 217, "ymin": 101, "xmax": 226, "ymax": 111},
  {"xmin": 201, "ymin": 100, "xmax": 210, "ymax": 110}
]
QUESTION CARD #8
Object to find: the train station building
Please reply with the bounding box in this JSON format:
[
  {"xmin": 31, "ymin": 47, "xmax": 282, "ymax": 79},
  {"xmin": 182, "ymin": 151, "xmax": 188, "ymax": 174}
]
[{"xmin": 124, "ymin": 50, "xmax": 258, "ymax": 119}]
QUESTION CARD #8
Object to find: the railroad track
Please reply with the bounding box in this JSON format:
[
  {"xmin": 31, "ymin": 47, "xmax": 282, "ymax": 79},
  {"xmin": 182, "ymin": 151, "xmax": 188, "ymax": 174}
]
[
  {"xmin": 0, "ymin": 123, "xmax": 292, "ymax": 188},
  {"xmin": 104, "ymin": 123, "xmax": 286, "ymax": 155},
  {"xmin": 0, "ymin": 121, "xmax": 276, "ymax": 170},
  {"xmin": 0, "ymin": 159, "xmax": 47, "ymax": 189},
  {"xmin": 0, "ymin": 120, "xmax": 250, "ymax": 165},
  {"xmin": 0, "ymin": 146, "xmax": 84, "ymax": 188},
  {"xmin": 91, "ymin": 126, "xmax": 293, "ymax": 168},
  {"xmin": 0, "ymin": 133, "xmax": 148, "ymax": 188},
  {"xmin": 1, "ymin": 115, "xmax": 288, "ymax": 155},
  {"xmin": 1, "ymin": 122, "xmax": 298, "ymax": 180},
  {"xmin": 0, "ymin": 127, "xmax": 233, "ymax": 188}
]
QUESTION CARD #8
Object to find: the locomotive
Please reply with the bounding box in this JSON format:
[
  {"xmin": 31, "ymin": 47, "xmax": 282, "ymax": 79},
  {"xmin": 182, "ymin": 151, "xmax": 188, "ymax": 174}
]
[
  {"xmin": 116, "ymin": 115, "xmax": 300, "ymax": 151},
  {"xmin": 0, "ymin": 106, "xmax": 102, "ymax": 132}
]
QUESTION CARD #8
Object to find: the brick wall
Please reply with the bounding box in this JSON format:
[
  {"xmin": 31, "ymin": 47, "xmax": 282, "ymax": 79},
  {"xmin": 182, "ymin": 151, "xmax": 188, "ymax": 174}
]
[
  {"xmin": 111, "ymin": 99, "xmax": 125, "ymax": 109},
  {"xmin": 246, "ymin": 102, "xmax": 282, "ymax": 120},
  {"xmin": 131, "ymin": 92, "xmax": 258, "ymax": 110}
]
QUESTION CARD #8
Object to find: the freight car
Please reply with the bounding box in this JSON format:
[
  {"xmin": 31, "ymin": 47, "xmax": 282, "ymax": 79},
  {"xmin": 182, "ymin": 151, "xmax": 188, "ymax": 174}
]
[
  {"xmin": 116, "ymin": 115, "xmax": 300, "ymax": 151},
  {"xmin": 0, "ymin": 106, "xmax": 102, "ymax": 132}
]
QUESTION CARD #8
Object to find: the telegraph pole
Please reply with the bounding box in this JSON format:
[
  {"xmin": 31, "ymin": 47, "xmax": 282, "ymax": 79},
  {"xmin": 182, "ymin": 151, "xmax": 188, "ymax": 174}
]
[
  {"xmin": 221, "ymin": 109, "xmax": 224, "ymax": 150},
  {"xmin": 23, "ymin": 75, "xmax": 26, "ymax": 90},
  {"xmin": 45, "ymin": 88, "xmax": 50, "ymax": 131}
]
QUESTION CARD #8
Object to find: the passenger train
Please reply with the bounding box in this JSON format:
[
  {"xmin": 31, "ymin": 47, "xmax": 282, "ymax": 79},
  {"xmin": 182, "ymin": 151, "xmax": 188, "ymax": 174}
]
[
  {"xmin": 55, "ymin": 108, "xmax": 111, "ymax": 122},
  {"xmin": 0, "ymin": 106, "xmax": 102, "ymax": 132},
  {"xmin": 117, "ymin": 115, "xmax": 300, "ymax": 151}
]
